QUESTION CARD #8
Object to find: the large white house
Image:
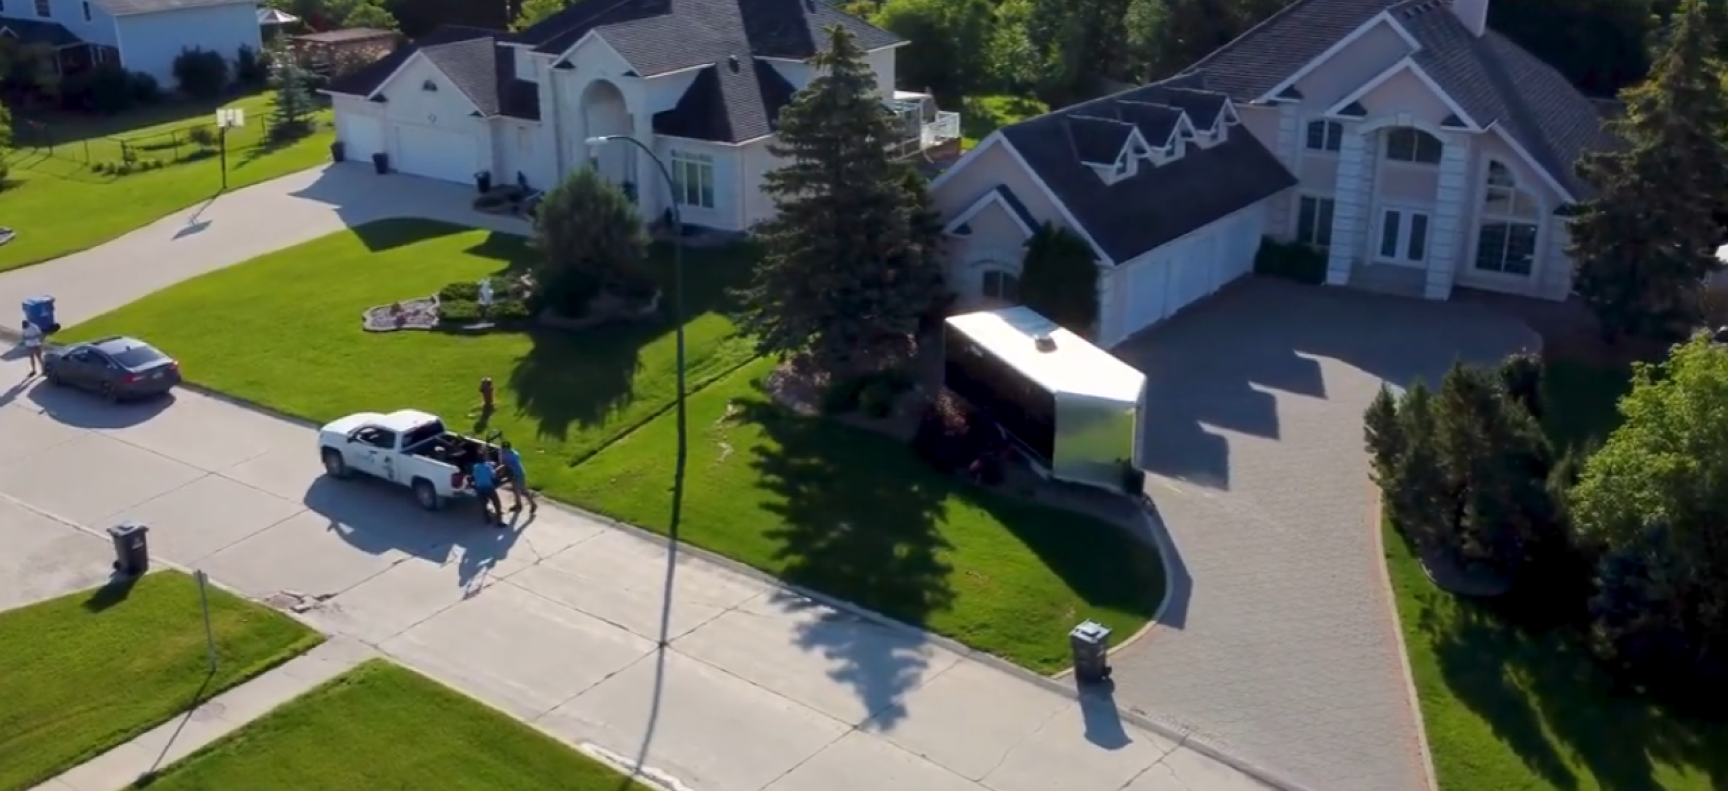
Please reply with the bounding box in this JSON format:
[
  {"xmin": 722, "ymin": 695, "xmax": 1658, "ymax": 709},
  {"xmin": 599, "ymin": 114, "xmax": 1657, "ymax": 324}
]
[
  {"xmin": 321, "ymin": 0, "xmax": 960, "ymax": 233},
  {"xmin": 931, "ymin": 0, "xmax": 1616, "ymax": 347}
]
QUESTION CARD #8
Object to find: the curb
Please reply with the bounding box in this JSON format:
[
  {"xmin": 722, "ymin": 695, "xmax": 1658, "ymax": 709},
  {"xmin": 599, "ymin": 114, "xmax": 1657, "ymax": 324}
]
[
  {"xmin": 1372, "ymin": 494, "xmax": 1442, "ymax": 791},
  {"xmin": 3, "ymin": 324, "xmax": 1315, "ymax": 791}
]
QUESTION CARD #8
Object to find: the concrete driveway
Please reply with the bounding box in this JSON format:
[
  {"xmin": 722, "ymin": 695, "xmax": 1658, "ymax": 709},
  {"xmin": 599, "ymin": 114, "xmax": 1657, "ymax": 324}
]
[
  {"xmin": 0, "ymin": 163, "xmax": 528, "ymax": 329},
  {"xmin": 1110, "ymin": 278, "xmax": 1539, "ymax": 791}
]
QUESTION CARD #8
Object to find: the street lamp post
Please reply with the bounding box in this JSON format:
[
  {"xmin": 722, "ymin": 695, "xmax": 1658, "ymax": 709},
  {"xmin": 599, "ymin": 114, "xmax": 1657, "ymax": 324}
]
[{"xmin": 586, "ymin": 134, "xmax": 687, "ymax": 543}]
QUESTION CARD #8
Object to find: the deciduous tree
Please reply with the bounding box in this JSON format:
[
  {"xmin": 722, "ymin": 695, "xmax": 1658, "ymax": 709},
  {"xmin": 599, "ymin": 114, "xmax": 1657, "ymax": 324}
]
[
  {"xmin": 531, "ymin": 168, "xmax": 650, "ymax": 315},
  {"xmin": 871, "ymin": 0, "xmax": 993, "ymax": 100},
  {"xmin": 735, "ymin": 26, "xmax": 947, "ymax": 370}
]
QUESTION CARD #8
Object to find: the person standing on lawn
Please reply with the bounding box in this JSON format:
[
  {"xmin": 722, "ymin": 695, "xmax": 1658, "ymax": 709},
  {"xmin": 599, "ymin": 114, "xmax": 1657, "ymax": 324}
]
[
  {"xmin": 21, "ymin": 319, "xmax": 44, "ymax": 376},
  {"xmin": 468, "ymin": 456, "xmax": 505, "ymax": 525},
  {"xmin": 501, "ymin": 441, "xmax": 536, "ymax": 515}
]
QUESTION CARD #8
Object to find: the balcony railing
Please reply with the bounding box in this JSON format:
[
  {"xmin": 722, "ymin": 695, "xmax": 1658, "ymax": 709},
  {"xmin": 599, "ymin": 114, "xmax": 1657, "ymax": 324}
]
[{"xmin": 887, "ymin": 94, "xmax": 962, "ymax": 160}]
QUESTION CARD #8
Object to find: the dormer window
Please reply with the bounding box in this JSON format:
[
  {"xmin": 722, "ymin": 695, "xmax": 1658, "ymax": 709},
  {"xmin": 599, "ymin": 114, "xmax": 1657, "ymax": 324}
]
[{"xmin": 422, "ymin": 79, "xmax": 438, "ymax": 92}]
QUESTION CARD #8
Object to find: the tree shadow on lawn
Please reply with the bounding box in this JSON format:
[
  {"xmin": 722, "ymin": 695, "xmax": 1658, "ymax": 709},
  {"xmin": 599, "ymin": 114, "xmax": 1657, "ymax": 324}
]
[
  {"xmin": 737, "ymin": 399, "xmax": 954, "ymax": 728},
  {"xmin": 346, "ymin": 218, "xmax": 532, "ymax": 261},
  {"xmin": 1409, "ymin": 528, "xmax": 1728, "ymax": 791},
  {"xmin": 509, "ymin": 242, "xmax": 752, "ymax": 444}
]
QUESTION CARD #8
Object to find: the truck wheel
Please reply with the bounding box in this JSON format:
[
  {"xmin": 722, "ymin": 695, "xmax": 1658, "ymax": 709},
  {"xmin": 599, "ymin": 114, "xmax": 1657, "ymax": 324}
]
[
  {"xmin": 321, "ymin": 449, "xmax": 349, "ymax": 479},
  {"xmin": 412, "ymin": 478, "xmax": 442, "ymax": 511}
]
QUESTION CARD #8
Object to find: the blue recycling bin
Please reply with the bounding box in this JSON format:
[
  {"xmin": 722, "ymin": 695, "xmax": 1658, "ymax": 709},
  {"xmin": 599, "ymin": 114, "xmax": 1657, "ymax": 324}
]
[{"xmin": 21, "ymin": 295, "xmax": 55, "ymax": 333}]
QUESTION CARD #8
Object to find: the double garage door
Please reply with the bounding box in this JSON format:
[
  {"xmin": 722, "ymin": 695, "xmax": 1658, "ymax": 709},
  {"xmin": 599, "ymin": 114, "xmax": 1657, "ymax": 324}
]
[
  {"xmin": 1120, "ymin": 210, "xmax": 1261, "ymax": 338},
  {"xmin": 337, "ymin": 114, "xmax": 476, "ymax": 184}
]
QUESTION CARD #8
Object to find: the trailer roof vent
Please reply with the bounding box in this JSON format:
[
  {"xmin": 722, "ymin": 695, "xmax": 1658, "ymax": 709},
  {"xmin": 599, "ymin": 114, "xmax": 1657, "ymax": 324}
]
[{"xmin": 1033, "ymin": 333, "xmax": 1057, "ymax": 353}]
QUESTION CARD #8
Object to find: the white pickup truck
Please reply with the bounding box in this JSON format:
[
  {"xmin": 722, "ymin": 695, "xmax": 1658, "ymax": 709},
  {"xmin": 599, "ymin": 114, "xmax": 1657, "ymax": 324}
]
[{"xmin": 317, "ymin": 409, "xmax": 498, "ymax": 511}]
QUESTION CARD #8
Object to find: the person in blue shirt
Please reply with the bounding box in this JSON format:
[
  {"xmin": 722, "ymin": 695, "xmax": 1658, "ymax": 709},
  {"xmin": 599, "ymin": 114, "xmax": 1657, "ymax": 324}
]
[
  {"xmin": 468, "ymin": 456, "xmax": 504, "ymax": 525},
  {"xmin": 501, "ymin": 441, "xmax": 537, "ymax": 515}
]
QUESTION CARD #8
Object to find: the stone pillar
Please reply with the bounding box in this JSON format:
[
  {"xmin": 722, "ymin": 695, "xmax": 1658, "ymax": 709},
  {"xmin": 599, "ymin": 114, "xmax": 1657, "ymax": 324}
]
[
  {"xmin": 1325, "ymin": 124, "xmax": 1372, "ymax": 285},
  {"xmin": 1267, "ymin": 103, "xmax": 1300, "ymax": 238},
  {"xmin": 1425, "ymin": 134, "xmax": 1470, "ymax": 300}
]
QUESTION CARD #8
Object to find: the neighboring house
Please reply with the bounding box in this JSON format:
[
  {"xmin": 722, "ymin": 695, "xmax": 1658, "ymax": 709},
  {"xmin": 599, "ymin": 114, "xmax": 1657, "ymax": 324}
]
[
  {"xmin": 931, "ymin": 0, "xmax": 1615, "ymax": 347},
  {"xmin": 319, "ymin": 0, "xmax": 962, "ymax": 234},
  {"xmin": 0, "ymin": 0, "xmax": 262, "ymax": 85}
]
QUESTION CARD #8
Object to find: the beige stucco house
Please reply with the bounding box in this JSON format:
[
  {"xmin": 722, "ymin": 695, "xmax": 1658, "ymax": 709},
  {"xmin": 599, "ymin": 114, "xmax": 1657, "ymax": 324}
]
[
  {"xmin": 320, "ymin": 0, "xmax": 960, "ymax": 234},
  {"xmin": 931, "ymin": 0, "xmax": 1615, "ymax": 346}
]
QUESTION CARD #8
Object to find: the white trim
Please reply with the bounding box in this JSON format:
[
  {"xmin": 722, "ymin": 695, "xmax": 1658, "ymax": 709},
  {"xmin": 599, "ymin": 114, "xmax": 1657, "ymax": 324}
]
[
  {"xmin": 1483, "ymin": 123, "xmax": 1577, "ymax": 204},
  {"xmin": 928, "ymin": 131, "xmax": 1001, "ymax": 191},
  {"xmin": 656, "ymin": 132, "xmax": 773, "ymax": 147},
  {"xmin": 1368, "ymin": 201, "xmax": 1435, "ymax": 266},
  {"xmin": 644, "ymin": 62, "xmax": 711, "ymax": 79},
  {"xmin": 546, "ymin": 29, "xmax": 635, "ymax": 75},
  {"xmin": 1322, "ymin": 57, "xmax": 1482, "ymax": 130},
  {"xmin": 755, "ymin": 42, "xmax": 909, "ymax": 65},
  {"xmin": 1257, "ymin": 11, "xmax": 1421, "ymax": 102},
  {"xmin": 363, "ymin": 50, "xmax": 427, "ymax": 101}
]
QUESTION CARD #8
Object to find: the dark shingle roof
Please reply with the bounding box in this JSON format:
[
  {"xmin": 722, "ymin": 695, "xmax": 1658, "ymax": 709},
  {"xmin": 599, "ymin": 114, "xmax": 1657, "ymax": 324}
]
[
  {"xmin": 0, "ymin": 18, "xmax": 82, "ymax": 47},
  {"xmin": 91, "ymin": 0, "xmax": 251, "ymax": 15},
  {"xmin": 1065, "ymin": 116, "xmax": 1136, "ymax": 165},
  {"xmin": 997, "ymin": 81, "xmax": 1297, "ymax": 263},
  {"xmin": 324, "ymin": 26, "xmax": 539, "ymax": 121},
  {"xmin": 1177, "ymin": 0, "xmax": 1615, "ymax": 199},
  {"xmin": 517, "ymin": 0, "xmax": 899, "ymax": 141}
]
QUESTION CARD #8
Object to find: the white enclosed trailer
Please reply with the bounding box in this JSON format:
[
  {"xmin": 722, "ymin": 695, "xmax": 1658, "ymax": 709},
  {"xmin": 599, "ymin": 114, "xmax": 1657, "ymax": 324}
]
[{"xmin": 943, "ymin": 306, "xmax": 1147, "ymax": 492}]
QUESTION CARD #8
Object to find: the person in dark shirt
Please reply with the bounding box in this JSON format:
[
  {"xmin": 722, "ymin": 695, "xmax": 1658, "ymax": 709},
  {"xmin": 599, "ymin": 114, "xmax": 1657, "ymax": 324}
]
[{"xmin": 500, "ymin": 441, "xmax": 537, "ymax": 515}]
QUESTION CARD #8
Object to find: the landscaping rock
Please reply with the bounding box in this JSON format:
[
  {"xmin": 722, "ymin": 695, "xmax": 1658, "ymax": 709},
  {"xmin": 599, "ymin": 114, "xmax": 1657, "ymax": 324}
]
[
  {"xmin": 362, "ymin": 297, "xmax": 439, "ymax": 332},
  {"xmin": 0, "ymin": 227, "xmax": 14, "ymax": 247}
]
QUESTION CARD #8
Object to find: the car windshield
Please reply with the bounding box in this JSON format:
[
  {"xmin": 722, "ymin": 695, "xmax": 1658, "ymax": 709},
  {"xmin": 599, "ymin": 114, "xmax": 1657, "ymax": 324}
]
[{"xmin": 109, "ymin": 345, "xmax": 166, "ymax": 368}]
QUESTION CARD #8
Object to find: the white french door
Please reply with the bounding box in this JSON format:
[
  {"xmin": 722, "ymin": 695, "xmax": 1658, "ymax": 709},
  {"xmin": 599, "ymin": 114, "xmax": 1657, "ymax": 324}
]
[{"xmin": 1374, "ymin": 206, "xmax": 1431, "ymax": 268}]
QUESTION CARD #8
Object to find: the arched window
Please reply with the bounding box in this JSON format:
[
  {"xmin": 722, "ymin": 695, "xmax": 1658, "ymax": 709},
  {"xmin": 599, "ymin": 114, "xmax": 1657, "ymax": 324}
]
[
  {"xmin": 1474, "ymin": 161, "xmax": 1541, "ymax": 276},
  {"xmin": 421, "ymin": 79, "xmax": 438, "ymax": 92},
  {"xmin": 1384, "ymin": 127, "xmax": 1442, "ymax": 164},
  {"xmin": 982, "ymin": 269, "xmax": 1021, "ymax": 303}
]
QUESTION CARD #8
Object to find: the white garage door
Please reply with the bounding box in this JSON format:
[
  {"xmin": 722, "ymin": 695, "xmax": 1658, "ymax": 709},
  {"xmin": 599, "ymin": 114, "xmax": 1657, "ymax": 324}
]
[
  {"xmin": 1124, "ymin": 257, "xmax": 1171, "ymax": 337},
  {"xmin": 1169, "ymin": 232, "xmax": 1223, "ymax": 314},
  {"xmin": 338, "ymin": 114, "xmax": 385, "ymax": 160},
  {"xmin": 392, "ymin": 124, "xmax": 474, "ymax": 183}
]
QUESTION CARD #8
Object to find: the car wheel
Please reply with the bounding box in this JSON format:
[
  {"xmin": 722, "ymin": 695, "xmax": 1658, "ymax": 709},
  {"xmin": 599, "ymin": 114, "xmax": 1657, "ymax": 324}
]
[
  {"xmin": 45, "ymin": 366, "xmax": 62, "ymax": 386},
  {"xmin": 413, "ymin": 478, "xmax": 442, "ymax": 511},
  {"xmin": 322, "ymin": 449, "xmax": 349, "ymax": 479},
  {"xmin": 100, "ymin": 382, "xmax": 119, "ymax": 403}
]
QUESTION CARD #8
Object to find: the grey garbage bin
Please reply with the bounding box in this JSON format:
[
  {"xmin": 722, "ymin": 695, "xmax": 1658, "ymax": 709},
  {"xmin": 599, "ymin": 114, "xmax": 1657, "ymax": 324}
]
[
  {"xmin": 108, "ymin": 521, "xmax": 150, "ymax": 576},
  {"xmin": 1070, "ymin": 620, "xmax": 1113, "ymax": 684}
]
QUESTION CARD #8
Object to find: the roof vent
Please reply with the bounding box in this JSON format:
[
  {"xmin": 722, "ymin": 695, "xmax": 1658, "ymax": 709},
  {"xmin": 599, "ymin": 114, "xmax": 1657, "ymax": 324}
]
[
  {"xmin": 728, "ymin": 55, "xmax": 740, "ymax": 74},
  {"xmin": 1033, "ymin": 334, "xmax": 1057, "ymax": 353}
]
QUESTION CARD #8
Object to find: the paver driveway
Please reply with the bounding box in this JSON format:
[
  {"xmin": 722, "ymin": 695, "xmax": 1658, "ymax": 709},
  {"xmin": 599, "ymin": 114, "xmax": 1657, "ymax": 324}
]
[{"xmin": 1110, "ymin": 279, "xmax": 1539, "ymax": 791}]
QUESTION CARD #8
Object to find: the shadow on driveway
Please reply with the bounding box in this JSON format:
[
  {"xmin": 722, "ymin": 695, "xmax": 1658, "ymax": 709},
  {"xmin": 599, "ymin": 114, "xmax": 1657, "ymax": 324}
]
[
  {"xmin": 25, "ymin": 383, "xmax": 175, "ymax": 429},
  {"xmin": 301, "ymin": 475, "xmax": 525, "ymax": 594}
]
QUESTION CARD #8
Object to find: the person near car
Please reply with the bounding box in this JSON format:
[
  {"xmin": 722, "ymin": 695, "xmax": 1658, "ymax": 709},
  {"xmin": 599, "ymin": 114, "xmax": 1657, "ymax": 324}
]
[
  {"xmin": 500, "ymin": 441, "xmax": 537, "ymax": 515},
  {"xmin": 468, "ymin": 457, "xmax": 504, "ymax": 525},
  {"xmin": 20, "ymin": 320, "xmax": 43, "ymax": 376}
]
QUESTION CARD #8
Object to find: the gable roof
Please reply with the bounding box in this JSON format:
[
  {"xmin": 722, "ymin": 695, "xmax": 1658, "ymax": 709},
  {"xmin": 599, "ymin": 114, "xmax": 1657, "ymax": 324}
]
[
  {"xmin": 92, "ymin": 0, "xmax": 252, "ymax": 16},
  {"xmin": 324, "ymin": 26, "xmax": 540, "ymax": 121},
  {"xmin": 994, "ymin": 81, "xmax": 1297, "ymax": 264},
  {"xmin": 1177, "ymin": 0, "xmax": 1614, "ymax": 199},
  {"xmin": 0, "ymin": 18, "xmax": 81, "ymax": 47}
]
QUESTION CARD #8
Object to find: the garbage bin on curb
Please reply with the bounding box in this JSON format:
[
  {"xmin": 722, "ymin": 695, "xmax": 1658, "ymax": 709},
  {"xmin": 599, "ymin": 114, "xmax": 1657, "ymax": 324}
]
[
  {"xmin": 1070, "ymin": 620, "xmax": 1113, "ymax": 684},
  {"xmin": 22, "ymin": 295, "xmax": 56, "ymax": 333},
  {"xmin": 108, "ymin": 521, "xmax": 150, "ymax": 576}
]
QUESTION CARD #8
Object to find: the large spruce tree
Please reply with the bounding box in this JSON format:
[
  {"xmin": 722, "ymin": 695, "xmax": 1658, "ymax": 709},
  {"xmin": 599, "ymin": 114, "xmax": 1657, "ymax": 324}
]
[
  {"xmin": 1569, "ymin": 0, "xmax": 1728, "ymax": 339},
  {"xmin": 737, "ymin": 25, "xmax": 947, "ymax": 370}
]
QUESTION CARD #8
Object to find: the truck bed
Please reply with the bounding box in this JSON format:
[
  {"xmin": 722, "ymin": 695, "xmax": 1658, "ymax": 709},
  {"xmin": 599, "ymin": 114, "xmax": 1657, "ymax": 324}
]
[{"xmin": 405, "ymin": 433, "xmax": 492, "ymax": 470}]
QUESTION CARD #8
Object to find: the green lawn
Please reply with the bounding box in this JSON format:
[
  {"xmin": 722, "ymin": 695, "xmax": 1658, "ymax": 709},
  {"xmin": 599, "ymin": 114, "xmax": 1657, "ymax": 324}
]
[
  {"xmin": 564, "ymin": 358, "xmax": 1165, "ymax": 672},
  {"xmin": 960, "ymin": 94, "xmax": 1048, "ymax": 149},
  {"xmin": 0, "ymin": 571, "xmax": 323, "ymax": 791},
  {"xmin": 65, "ymin": 219, "xmax": 760, "ymax": 473},
  {"xmin": 65, "ymin": 220, "xmax": 1166, "ymax": 672},
  {"xmin": 0, "ymin": 91, "xmax": 334, "ymax": 272},
  {"xmin": 144, "ymin": 660, "xmax": 649, "ymax": 790},
  {"xmin": 1390, "ymin": 359, "xmax": 1728, "ymax": 791}
]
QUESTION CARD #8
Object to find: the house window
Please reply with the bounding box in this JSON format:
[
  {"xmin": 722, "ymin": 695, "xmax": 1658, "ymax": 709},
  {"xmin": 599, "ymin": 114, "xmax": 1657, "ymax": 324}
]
[
  {"xmin": 1384, "ymin": 127, "xmax": 1442, "ymax": 164},
  {"xmin": 1296, "ymin": 195, "xmax": 1335, "ymax": 247},
  {"xmin": 982, "ymin": 269, "xmax": 1021, "ymax": 302},
  {"xmin": 82, "ymin": 1, "xmax": 90, "ymax": 20},
  {"xmin": 1475, "ymin": 161, "xmax": 1541, "ymax": 276},
  {"xmin": 1376, "ymin": 208, "xmax": 1430, "ymax": 264},
  {"xmin": 34, "ymin": 0, "xmax": 49, "ymax": 17},
  {"xmin": 1305, "ymin": 120, "xmax": 1342, "ymax": 152},
  {"xmin": 671, "ymin": 150, "xmax": 715, "ymax": 209}
]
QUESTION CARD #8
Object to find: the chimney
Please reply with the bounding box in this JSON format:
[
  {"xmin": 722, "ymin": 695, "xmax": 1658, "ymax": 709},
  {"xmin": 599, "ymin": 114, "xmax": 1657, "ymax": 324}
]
[{"xmin": 1450, "ymin": 0, "xmax": 1488, "ymax": 36}]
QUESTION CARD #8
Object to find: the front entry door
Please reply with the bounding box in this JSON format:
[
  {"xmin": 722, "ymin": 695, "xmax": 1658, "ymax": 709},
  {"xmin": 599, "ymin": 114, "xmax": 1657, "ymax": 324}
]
[{"xmin": 1375, "ymin": 207, "xmax": 1431, "ymax": 268}]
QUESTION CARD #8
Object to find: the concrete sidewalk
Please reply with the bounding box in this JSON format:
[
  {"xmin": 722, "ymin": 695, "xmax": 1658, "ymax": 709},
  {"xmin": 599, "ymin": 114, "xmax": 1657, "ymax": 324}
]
[
  {"xmin": 29, "ymin": 637, "xmax": 375, "ymax": 791},
  {"xmin": 0, "ymin": 347, "xmax": 1282, "ymax": 791}
]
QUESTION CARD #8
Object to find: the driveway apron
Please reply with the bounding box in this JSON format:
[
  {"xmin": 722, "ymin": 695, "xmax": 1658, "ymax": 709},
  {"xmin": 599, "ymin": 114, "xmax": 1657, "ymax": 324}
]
[{"xmin": 1110, "ymin": 279, "xmax": 1538, "ymax": 791}]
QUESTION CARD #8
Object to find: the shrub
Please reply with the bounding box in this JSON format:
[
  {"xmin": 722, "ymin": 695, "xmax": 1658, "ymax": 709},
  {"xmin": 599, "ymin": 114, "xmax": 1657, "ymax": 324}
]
[
  {"xmin": 67, "ymin": 63, "xmax": 136, "ymax": 114},
  {"xmin": 235, "ymin": 45, "xmax": 269, "ymax": 87},
  {"xmin": 172, "ymin": 47, "xmax": 229, "ymax": 100},
  {"xmin": 438, "ymin": 299, "xmax": 480, "ymax": 324},
  {"xmin": 491, "ymin": 299, "xmax": 532, "ymax": 321},
  {"xmin": 820, "ymin": 368, "xmax": 914, "ymax": 416},
  {"xmin": 911, "ymin": 389, "xmax": 1001, "ymax": 474},
  {"xmin": 857, "ymin": 377, "xmax": 902, "ymax": 418},
  {"xmin": 128, "ymin": 71, "xmax": 162, "ymax": 105},
  {"xmin": 1253, "ymin": 237, "xmax": 1328, "ymax": 285},
  {"xmin": 439, "ymin": 281, "xmax": 481, "ymax": 301},
  {"xmin": 187, "ymin": 124, "xmax": 217, "ymax": 150}
]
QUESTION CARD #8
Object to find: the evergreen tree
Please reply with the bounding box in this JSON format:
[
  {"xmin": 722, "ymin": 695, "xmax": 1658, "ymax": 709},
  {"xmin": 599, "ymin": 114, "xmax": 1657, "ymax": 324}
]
[
  {"xmin": 736, "ymin": 26, "xmax": 948, "ymax": 370},
  {"xmin": 1363, "ymin": 384, "xmax": 1404, "ymax": 487},
  {"xmin": 1569, "ymin": 0, "xmax": 1728, "ymax": 339},
  {"xmin": 269, "ymin": 47, "xmax": 316, "ymax": 140}
]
